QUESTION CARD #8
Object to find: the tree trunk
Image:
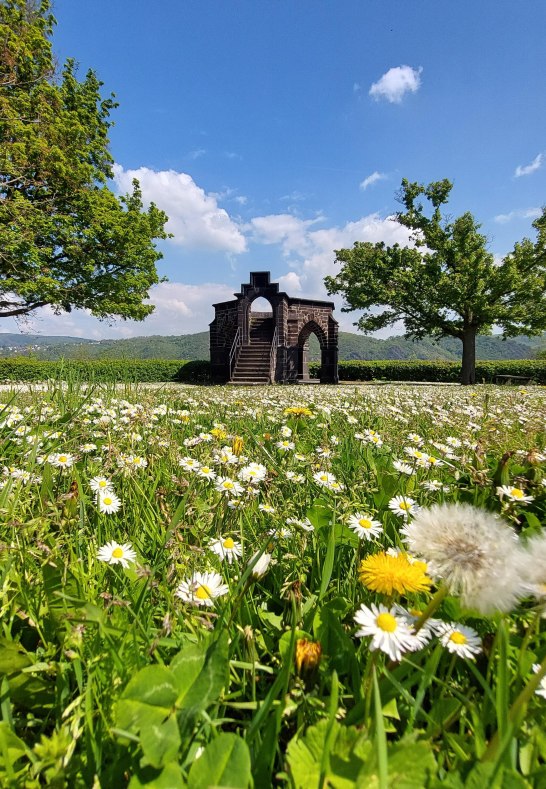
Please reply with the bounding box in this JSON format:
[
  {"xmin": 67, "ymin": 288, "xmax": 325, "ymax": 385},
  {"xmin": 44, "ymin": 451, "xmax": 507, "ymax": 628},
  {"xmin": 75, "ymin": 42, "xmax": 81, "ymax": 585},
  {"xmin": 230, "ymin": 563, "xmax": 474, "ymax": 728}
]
[{"xmin": 461, "ymin": 329, "xmax": 477, "ymax": 385}]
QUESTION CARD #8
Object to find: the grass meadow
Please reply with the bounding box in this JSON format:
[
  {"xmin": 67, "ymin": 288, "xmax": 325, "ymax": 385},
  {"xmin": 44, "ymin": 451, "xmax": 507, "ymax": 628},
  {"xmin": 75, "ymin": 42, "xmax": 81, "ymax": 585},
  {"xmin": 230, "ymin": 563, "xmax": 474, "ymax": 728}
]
[{"xmin": 1, "ymin": 380, "xmax": 546, "ymax": 787}]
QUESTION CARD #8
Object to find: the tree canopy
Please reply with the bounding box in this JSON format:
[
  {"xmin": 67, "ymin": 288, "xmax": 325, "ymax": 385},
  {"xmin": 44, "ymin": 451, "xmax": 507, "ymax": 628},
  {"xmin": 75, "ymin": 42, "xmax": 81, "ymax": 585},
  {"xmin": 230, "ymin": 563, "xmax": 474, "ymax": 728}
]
[
  {"xmin": 0, "ymin": 0, "xmax": 169, "ymax": 321},
  {"xmin": 325, "ymin": 178, "xmax": 546, "ymax": 384}
]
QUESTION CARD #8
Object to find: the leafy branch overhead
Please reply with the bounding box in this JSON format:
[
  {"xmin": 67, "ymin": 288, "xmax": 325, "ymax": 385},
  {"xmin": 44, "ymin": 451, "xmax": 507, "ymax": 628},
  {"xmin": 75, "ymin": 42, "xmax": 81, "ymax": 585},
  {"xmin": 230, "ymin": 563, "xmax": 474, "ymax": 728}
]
[
  {"xmin": 0, "ymin": 0, "xmax": 170, "ymax": 321},
  {"xmin": 325, "ymin": 178, "xmax": 546, "ymax": 383}
]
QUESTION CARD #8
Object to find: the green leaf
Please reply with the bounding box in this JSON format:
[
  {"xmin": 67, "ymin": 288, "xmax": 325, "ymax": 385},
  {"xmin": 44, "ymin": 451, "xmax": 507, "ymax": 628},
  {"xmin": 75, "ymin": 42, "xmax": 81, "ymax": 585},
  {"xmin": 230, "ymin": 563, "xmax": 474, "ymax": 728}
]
[
  {"xmin": 187, "ymin": 733, "xmax": 251, "ymax": 789},
  {"xmin": 0, "ymin": 722, "xmax": 33, "ymax": 778},
  {"xmin": 128, "ymin": 762, "xmax": 186, "ymax": 788},
  {"xmin": 287, "ymin": 720, "xmax": 370, "ymax": 789},
  {"xmin": 116, "ymin": 666, "xmax": 180, "ymax": 768}
]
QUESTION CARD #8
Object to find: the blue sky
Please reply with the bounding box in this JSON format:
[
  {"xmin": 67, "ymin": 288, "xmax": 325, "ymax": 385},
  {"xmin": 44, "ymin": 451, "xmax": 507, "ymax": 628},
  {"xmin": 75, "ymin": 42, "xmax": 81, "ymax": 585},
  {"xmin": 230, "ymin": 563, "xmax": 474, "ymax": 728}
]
[{"xmin": 6, "ymin": 0, "xmax": 546, "ymax": 338}]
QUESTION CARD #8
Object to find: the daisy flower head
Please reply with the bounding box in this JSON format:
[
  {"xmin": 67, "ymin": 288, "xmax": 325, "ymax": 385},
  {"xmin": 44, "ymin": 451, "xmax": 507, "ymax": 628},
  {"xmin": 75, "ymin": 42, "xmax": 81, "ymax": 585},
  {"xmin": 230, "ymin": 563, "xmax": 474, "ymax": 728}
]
[
  {"xmin": 214, "ymin": 476, "xmax": 244, "ymax": 496},
  {"xmin": 313, "ymin": 471, "xmax": 344, "ymax": 491},
  {"xmin": 437, "ymin": 622, "xmax": 482, "ymax": 660},
  {"xmin": 97, "ymin": 541, "xmax": 136, "ymax": 568},
  {"xmin": 359, "ymin": 551, "xmax": 432, "ymax": 596},
  {"xmin": 393, "ymin": 460, "xmax": 414, "ymax": 476},
  {"xmin": 354, "ymin": 603, "xmax": 416, "ymax": 661},
  {"xmin": 347, "ymin": 513, "xmax": 383, "ymax": 541},
  {"xmin": 197, "ymin": 464, "xmax": 217, "ymax": 480},
  {"xmin": 388, "ymin": 495, "xmax": 420, "ymax": 519},
  {"xmin": 176, "ymin": 571, "xmax": 229, "ymax": 607},
  {"xmin": 97, "ymin": 491, "xmax": 122, "ymax": 514},
  {"xmin": 248, "ymin": 551, "xmax": 272, "ymax": 579},
  {"xmin": 402, "ymin": 503, "xmax": 524, "ymax": 614},
  {"xmin": 90, "ymin": 476, "xmax": 114, "ymax": 494},
  {"xmin": 48, "ymin": 452, "xmax": 75, "ymax": 469},
  {"xmin": 209, "ymin": 536, "xmax": 243, "ymax": 564},
  {"xmin": 497, "ymin": 485, "xmax": 534, "ymax": 504}
]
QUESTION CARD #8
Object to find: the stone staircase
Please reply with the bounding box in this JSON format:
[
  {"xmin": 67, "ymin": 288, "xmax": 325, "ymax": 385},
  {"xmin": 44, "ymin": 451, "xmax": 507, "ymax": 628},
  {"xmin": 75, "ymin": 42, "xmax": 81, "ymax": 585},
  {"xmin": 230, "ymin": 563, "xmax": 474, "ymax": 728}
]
[{"xmin": 230, "ymin": 316, "xmax": 274, "ymax": 384}]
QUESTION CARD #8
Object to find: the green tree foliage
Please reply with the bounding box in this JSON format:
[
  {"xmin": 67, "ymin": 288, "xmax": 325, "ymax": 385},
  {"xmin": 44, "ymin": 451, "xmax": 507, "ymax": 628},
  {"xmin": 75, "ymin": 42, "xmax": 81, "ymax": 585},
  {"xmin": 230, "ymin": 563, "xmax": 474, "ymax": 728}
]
[
  {"xmin": 0, "ymin": 0, "xmax": 169, "ymax": 321},
  {"xmin": 325, "ymin": 178, "xmax": 546, "ymax": 384}
]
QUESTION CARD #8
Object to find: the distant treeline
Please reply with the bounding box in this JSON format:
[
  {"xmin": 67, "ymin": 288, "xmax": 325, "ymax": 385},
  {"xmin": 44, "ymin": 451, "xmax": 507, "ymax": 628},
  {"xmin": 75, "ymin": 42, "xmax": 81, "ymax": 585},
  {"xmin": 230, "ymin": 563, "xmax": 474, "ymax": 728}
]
[{"xmin": 1, "ymin": 330, "xmax": 544, "ymax": 362}]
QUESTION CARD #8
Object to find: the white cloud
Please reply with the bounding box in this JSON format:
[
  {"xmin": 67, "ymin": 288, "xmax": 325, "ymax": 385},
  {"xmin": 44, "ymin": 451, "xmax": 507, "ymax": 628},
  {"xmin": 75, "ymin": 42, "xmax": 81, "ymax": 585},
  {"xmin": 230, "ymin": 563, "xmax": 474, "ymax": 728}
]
[
  {"xmin": 514, "ymin": 153, "xmax": 543, "ymax": 178},
  {"xmin": 246, "ymin": 213, "xmax": 324, "ymax": 257},
  {"xmin": 360, "ymin": 171, "xmax": 387, "ymax": 190},
  {"xmin": 0, "ymin": 282, "xmax": 236, "ymax": 339},
  {"xmin": 369, "ymin": 65, "xmax": 422, "ymax": 103},
  {"xmin": 188, "ymin": 148, "xmax": 206, "ymax": 160},
  {"xmin": 494, "ymin": 207, "xmax": 541, "ymax": 224},
  {"xmin": 248, "ymin": 211, "xmax": 412, "ymax": 331},
  {"xmin": 113, "ymin": 165, "xmax": 246, "ymax": 254}
]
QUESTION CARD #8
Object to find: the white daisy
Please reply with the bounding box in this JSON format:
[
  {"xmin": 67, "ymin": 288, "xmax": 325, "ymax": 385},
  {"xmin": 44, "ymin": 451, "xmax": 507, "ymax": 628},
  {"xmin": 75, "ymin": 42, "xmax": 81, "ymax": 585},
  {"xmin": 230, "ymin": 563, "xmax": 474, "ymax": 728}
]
[
  {"xmin": 98, "ymin": 492, "xmax": 122, "ymax": 514},
  {"xmin": 354, "ymin": 603, "xmax": 416, "ymax": 662},
  {"xmin": 197, "ymin": 465, "xmax": 217, "ymax": 480},
  {"xmin": 48, "ymin": 452, "xmax": 75, "ymax": 468},
  {"xmin": 97, "ymin": 541, "xmax": 136, "ymax": 568},
  {"xmin": 214, "ymin": 477, "xmax": 244, "ymax": 496},
  {"xmin": 437, "ymin": 623, "xmax": 482, "ymax": 659},
  {"xmin": 209, "ymin": 536, "xmax": 242, "ymax": 563},
  {"xmin": 248, "ymin": 551, "xmax": 272, "ymax": 579},
  {"xmin": 393, "ymin": 460, "xmax": 414, "ymax": 475},
  {"xmin": 179, "ymin": 457, "xmax": 201, "ymax": 472},
  {"xmin": 496, "ymin": 485, "xmax": 534, "ymax": 504},
  {"xmin": 90, "ymin": 476, "xmax": 114, "ymax": 494},
  {"xmin": 388, "ymin": 495, "xmax": 420, "ymax": 519},
  {"xmin": 176, "ymin": 571, "xmax": 229, "ymax": 607},
  {"xmin": 347, "ymin": 513, "xmax": 383, "ymax": 540}
]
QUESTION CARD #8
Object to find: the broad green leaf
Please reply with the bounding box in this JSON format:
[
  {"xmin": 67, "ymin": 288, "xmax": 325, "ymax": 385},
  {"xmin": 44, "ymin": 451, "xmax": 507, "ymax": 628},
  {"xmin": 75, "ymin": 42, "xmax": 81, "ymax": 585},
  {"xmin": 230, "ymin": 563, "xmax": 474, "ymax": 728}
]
[
  {"xmin": 128, "ymin": 762, "xmax": 186, "ymax": 788},
  {"xmin": 0, "ymin": 722, "xmax": 32, "ymax": 776},
  {"xmin": 0, "ymin": 640, "xmax": 31, "ymax": 675},
  {"xmin": 187, "ymin": 733, "xmax": 251, "ymax": 789},
  {"xmin": 287, "ymin": 720, "xmax": 369, "ymax": 789}
]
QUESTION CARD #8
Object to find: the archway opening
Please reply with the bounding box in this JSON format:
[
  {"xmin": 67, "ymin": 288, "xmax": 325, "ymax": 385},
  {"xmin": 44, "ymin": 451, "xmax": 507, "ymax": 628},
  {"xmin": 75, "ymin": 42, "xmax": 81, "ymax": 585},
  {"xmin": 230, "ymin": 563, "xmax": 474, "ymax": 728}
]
[
  {"xmin": 297, "ymin": 322, "xmax": 326, "ymax": 381},
  {"xmin": 249, "ymin": 296, "xmax": 274, "ymax": 345},
  {"xmin": 250, "ymin": 296, "xmax": 273, "ymax": 316}
]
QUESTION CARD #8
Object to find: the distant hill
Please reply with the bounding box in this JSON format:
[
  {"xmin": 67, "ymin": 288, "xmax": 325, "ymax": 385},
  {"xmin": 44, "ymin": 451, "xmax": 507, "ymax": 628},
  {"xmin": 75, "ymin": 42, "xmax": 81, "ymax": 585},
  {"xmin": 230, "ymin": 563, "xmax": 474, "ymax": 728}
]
[{"xmin": 1, "ymin": 329, "xmax": 544, "ymax": 362}]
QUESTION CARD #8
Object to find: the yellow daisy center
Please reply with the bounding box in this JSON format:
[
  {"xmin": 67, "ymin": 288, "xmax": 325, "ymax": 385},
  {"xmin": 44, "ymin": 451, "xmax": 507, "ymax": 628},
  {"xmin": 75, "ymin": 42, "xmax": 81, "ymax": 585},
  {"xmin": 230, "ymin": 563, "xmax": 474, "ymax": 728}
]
[
  {"xmin": 376, "ymin": 613, "xmax": 397, "ymax": 632},
  {"xmin": 449, "ymin": 631, "xmax": 467, "ymax": 645},
  {"xmin": 359, "ymin": 518, "xmax": 373, "ymax": 529},
  {"xmin": 112, "ymin": 547, "xmax": 123, "ymax": 558},
  {"xmin": 103, "ymin": 497, "xmax": 112, "ymax": 505},
  {"xmin": 99, "ymin": 480, "xmax": 107, "ymax": 488},
  {"xmin": 223, "ymin": 481, "xmax": 234, "ymax": 489},
  {"xmin": 59, "ymin": 455, "xmax": 67, "ymax": 463},
  {"xmin": 223, "ymin": 538, "xmax": 235, "ymax": 549},
  {"xmin": 399, "ymin": 501, "xmax": 411, "ymax": 510},
  {"xmin": 201, "ymin": 467, "xmax": 210, "ymax": 473},
  {"xmin": 195, "ymin": 584, "xmax": 212, "ymax": 600},
  {"xmin": 510, "ymin": 488, "xmax": 524, "ymax": 498}
]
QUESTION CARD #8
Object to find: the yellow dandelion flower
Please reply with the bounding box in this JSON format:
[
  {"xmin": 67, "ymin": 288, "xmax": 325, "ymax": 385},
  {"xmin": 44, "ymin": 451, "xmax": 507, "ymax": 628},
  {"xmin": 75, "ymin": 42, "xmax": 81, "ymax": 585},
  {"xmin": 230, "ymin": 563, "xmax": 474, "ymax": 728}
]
[
  {"xmin": 295, "ymin": 639, "xmax": 322, "ymax": 673},
  {"xmin": 284, "ymin": 406, "xmax": 313, "ymax": 417},
  {"xmin": 232, "ymin": 435, "xmax": 244, "ymax": 455},
  {"xmin": 359, "ymin": 551, "xmax": 432, "ymax": 596}
]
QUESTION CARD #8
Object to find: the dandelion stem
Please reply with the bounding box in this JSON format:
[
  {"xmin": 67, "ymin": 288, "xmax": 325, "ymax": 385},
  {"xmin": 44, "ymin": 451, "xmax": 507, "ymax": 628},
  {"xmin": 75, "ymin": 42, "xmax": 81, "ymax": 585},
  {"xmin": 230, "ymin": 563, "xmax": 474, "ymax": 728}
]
[{"xmin": 414, "ymin": 584, "xmax": 448, "ymax": 632}]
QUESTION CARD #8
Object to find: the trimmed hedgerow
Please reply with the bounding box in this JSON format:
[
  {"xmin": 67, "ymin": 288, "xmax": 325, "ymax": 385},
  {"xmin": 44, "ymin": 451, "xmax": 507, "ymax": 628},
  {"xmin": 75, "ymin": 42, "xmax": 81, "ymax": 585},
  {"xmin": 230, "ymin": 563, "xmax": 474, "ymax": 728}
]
[
  {"xmin": 309, "ymin": 359, "xmax": 546, "ymax": 383},
  {"xmin": 0, "ymin": 358, "xmax": 212, "ymax": 384},
  {"xmin": 1, "ymin": 357, "xmax": 545, "ymax": 384}
]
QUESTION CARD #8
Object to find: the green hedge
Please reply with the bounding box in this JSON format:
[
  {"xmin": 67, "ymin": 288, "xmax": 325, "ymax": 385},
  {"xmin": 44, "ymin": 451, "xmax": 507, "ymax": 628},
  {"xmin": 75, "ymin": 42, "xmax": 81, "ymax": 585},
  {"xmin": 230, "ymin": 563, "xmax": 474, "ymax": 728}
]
[
  {"xmin": 0, "ymin": 358, "xmax": 212, "ymax": 384},
  {"xmin": 1, "ymin": 357, "xmax": 545, "ymax": 385},
  {"xmin": 309, "ymin": 359, "xmax": 546, "ymax": 383}
]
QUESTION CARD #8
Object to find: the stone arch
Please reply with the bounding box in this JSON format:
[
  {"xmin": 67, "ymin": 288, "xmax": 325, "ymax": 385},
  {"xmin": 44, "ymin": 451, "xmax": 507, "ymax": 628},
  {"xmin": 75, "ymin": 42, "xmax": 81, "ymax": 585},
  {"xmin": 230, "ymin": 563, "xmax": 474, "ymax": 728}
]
[
  {"xmin": 297, "ymin": 320, "xmax": 328, "ymax": 381},
  {"xmin": 250, "ymin": 296, "xmax": 273, "ymax": 314}
]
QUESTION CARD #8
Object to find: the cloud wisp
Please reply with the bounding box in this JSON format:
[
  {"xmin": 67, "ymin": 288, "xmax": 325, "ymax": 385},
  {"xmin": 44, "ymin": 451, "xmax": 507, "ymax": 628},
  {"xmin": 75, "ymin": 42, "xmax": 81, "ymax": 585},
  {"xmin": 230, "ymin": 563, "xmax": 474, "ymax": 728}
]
[
  {"xmin": 514, "ymin": 153, "xmax": 543, "ymax": 178},
  {"xmin": 369, "ymin": 65, "xmax": 422, "ymax": 104},
  {"xmin": 360, "ymin": 171, "xmax": 387, "ymax": 190},
  {"xmin": 494, "ymin": 207, "xmax": 541, "ymax": 224}
]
